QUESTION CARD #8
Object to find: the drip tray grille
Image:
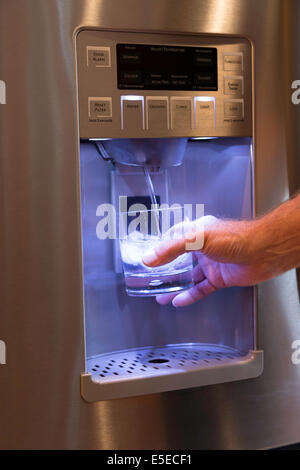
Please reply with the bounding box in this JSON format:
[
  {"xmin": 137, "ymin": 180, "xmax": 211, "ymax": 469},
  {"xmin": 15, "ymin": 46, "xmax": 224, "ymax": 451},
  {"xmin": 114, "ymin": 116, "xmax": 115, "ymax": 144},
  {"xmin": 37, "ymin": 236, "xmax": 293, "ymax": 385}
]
[
  {"xmin": 87, "ymin": 343, "xmax": 249, "ymax": 383},
  {"xmin": 83, "ymin": 343, "xmax": 263, "ymax": 401}
]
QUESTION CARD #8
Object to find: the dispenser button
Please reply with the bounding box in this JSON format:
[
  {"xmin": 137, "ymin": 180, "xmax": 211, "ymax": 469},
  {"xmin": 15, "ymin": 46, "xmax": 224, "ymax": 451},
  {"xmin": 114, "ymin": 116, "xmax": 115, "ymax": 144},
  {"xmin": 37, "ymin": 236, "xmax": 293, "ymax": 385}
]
[
  {"xmin": 121, "ymin": 96, "xmax": 144, "ymax": 130},
  {"xmin": 86, "ymin": 46, "xmax": 111, "ymax": 67},
  {"xmin": 224, "ymin": 99, "xmax": 244, "ymax": 120},
  {"xmin": 223, "ymin": 53, "xmax": 243, "ymax": 72},
  {"xmin": 224, "ymin": 76, "xmax": 244, "ymax": 96},
  {"xmin": 146, "ymin": 97, "xmax": 169, "ymax": 130},
  {"xmin": 195, "ymin": 98, "xmax": 215, "ymax": 128},
  {"xmin": 88, "ymin": 97, "xmax": 112, "ymax": 118},
  {"xmin": 170, "ymin": 97, "xmax": 193, "ymax": 130}
]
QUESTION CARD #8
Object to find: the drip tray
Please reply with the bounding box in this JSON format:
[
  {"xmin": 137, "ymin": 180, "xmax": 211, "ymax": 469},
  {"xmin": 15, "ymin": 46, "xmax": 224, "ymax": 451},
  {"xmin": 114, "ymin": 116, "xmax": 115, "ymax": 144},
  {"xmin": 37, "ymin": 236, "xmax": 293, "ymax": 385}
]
[
  {"xmin": 87, "ymin": 344, "xmax": 246, "ymax": 380},
  {"xmin": 81, "ymin": 343, "xmax": 263, "ymax": 402}
]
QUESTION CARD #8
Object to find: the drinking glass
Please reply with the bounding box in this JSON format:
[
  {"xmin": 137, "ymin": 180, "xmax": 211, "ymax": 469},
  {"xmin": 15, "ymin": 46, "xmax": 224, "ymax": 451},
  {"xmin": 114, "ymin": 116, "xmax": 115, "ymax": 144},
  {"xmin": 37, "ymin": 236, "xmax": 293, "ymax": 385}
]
[{"xmin": 119, "ymin": 206, "xmax": 194, "ymax": 296}]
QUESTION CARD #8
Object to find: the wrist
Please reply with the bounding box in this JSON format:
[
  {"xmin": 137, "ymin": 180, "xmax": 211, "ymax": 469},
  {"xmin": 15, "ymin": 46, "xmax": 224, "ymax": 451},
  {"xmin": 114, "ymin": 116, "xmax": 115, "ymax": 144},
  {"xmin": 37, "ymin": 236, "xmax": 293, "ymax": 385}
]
[{"xmin": 246, "ymin": 217, "xmax": 271, "ymax": 262}]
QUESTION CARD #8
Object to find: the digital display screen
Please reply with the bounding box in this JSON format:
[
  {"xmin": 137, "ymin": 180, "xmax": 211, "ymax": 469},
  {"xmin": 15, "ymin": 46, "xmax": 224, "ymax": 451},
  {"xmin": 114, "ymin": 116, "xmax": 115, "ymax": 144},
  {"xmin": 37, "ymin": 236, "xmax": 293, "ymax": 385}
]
[{"xmin": 117, "ymin": 43, "xmax": 218, "ymax": 91}]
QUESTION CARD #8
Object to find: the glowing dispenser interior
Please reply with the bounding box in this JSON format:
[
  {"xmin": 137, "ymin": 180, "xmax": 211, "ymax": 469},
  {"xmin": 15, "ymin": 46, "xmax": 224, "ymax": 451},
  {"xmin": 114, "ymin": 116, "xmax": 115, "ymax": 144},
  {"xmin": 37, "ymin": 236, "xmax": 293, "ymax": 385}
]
[{"xmin": 76, "ymin": 30, "xmax": 263, "ymax": 401}]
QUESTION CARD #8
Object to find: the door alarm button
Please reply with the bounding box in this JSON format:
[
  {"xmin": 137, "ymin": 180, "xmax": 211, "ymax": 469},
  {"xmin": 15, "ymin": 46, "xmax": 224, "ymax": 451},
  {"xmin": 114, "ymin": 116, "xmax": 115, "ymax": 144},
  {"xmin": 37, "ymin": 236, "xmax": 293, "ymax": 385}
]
[{"xmin": 86, "ymin": 46, "xmax": 111, "ymax": 67}]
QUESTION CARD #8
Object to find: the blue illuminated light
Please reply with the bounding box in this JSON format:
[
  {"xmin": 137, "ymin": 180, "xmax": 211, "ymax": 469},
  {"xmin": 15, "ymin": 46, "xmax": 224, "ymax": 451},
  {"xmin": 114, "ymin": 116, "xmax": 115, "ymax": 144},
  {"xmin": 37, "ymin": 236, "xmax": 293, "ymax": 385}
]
[
  {"xmin": 190, "ymin": 137, "xmax": 219, "ymax": 141},
  {"xmin": 194, "ymin": 97, "xmax": 215, "ymax": 102},
  {"xmin": 89, "ymin": 138, "xmax": 112, "ymax": 141},
  {"xmin": 121, "ymin": 95, "xmax": 144, "ymax": 101}
]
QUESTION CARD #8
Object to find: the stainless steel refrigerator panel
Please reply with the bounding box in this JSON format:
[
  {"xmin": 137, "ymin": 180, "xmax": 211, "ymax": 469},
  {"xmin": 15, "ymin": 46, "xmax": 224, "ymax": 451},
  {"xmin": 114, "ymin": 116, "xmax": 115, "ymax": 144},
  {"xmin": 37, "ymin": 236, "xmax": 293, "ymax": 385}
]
[{"xmin": 0, "ymin": 0, "xmax": 299, "ymax": 449}]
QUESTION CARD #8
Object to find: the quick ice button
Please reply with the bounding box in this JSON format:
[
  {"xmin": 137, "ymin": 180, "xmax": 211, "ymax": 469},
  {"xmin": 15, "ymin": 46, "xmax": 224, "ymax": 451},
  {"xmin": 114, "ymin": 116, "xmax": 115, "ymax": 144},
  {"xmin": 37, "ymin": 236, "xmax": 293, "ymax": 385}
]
[{"xmin": 224, "ymin": 77, "xmax": 244, "ymax": 96}]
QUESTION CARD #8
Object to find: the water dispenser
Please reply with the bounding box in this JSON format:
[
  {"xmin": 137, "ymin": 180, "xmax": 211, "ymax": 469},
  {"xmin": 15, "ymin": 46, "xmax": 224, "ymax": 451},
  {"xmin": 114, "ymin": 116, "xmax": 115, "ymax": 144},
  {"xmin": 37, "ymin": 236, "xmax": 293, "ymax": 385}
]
[{"xmin": 75, "ymin": 29, "xmax": 263, "ymax": 401}]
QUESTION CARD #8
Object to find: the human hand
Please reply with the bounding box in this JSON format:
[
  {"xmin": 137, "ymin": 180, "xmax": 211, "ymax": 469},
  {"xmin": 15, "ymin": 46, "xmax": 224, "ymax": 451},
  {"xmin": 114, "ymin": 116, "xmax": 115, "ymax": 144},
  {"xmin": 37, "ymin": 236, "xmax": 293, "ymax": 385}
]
[{"xmin": 142, "ymin": 215, "xmax": 276, "ymax": 307}]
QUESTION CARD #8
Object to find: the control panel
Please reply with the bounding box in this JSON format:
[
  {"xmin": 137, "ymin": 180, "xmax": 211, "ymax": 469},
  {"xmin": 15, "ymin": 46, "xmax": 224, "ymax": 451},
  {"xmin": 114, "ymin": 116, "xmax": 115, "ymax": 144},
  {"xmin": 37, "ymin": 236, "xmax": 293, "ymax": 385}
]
[
  {"xmin": 116, "ymin": 44, "xmax": 218, "ymax": 91},
  {"xmin": 76, "ymin": 30, "xmax": 252, "ymax": 138}
]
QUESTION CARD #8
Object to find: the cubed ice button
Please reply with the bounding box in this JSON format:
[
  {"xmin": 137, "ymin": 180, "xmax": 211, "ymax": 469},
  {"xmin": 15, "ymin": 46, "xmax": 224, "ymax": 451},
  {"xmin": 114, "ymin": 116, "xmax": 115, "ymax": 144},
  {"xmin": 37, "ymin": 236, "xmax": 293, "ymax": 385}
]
[{"xmin": 170, "ymin": 97, "xmax": 193, "ymax": 130}]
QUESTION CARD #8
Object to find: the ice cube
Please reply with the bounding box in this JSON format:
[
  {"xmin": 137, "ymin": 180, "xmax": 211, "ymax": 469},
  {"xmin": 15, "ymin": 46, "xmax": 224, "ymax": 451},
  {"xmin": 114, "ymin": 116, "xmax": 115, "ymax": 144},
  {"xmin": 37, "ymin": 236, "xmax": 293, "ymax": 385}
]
[
  {"xmin": 120, "ymin": 241, "xmax": 143, "ymax": 265},
  {"xmin": 127, "ymin": 230, "xmax": 145, "ymax": 241}
]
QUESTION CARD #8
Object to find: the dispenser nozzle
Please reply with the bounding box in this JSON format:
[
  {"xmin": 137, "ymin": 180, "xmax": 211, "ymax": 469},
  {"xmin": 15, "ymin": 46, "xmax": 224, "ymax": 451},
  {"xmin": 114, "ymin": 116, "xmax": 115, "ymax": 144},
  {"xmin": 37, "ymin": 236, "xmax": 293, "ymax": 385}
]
[{"xmin": 94, "ymin": 138, "xmax": 187, "ymax": 169}]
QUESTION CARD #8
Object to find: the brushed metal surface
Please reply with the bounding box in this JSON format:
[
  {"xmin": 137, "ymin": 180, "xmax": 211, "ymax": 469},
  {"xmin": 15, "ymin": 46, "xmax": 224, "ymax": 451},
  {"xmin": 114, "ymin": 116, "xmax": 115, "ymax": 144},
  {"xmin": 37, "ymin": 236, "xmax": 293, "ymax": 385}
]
[{"xmin": 0, "ymin": 0, "xmax": 300, "ymax": 450}]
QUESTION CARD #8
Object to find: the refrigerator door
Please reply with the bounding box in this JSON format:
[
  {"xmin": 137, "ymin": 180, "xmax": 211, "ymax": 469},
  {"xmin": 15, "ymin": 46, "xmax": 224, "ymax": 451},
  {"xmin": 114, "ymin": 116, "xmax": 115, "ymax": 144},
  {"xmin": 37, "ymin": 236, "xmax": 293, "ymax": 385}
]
[{"xmin": 0, "ymin": 0, "xmax": 300, "ymax": 449}]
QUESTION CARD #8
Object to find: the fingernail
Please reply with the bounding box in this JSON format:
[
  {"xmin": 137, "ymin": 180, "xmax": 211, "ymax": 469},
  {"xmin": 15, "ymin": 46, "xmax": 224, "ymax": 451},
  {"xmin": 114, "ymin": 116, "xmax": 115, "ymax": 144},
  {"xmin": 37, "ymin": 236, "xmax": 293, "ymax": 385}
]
[
  {"xmin": 172, "ymin": 292, "xmax": 187, "ymax": 307},
  {"xmin": 142, "ymin": 249, "xmax": 157, "ymax": 266},
  {"xmin": 172, "ymin": 297, "xmax": 181, "ymax": 307}
]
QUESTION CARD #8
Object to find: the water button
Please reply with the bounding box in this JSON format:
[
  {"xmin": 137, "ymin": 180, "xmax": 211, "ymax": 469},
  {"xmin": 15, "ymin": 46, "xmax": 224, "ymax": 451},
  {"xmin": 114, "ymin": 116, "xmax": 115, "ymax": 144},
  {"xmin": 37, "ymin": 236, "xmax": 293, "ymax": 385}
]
[
  {"xmin": 146, "ymin": 97, "xmax": 169, "ymax": 130},
  {"xmin": 86, "ymin": 46, "xmax": 111, "ymax": 67},
  {"xmin": 224, "ymin": 99, "xmax": 244, "ymax": 120},
  {"xmin": 170, "ymin": 97, "xmax": 193, "ymax": 130},
  {"xmin": 121, "ymin": 96, "xmax": 144, "ymax": 131}
]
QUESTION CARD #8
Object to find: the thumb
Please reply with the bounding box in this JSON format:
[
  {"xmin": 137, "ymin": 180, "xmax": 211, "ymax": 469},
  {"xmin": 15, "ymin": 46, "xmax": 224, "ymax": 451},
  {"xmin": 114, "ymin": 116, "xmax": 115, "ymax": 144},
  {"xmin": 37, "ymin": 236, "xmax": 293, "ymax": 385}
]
[{"xmin": 142, "ymin": 215, "xmax": 219, "ymax": 267}]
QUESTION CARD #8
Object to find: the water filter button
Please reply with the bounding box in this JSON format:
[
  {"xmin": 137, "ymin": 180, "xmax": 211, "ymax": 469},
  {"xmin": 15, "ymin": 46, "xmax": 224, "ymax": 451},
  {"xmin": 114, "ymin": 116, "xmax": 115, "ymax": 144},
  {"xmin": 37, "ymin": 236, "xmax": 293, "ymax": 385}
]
[{"xmin": 88, "ymin": 97, "xmax": 112, "ymax": 118}]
